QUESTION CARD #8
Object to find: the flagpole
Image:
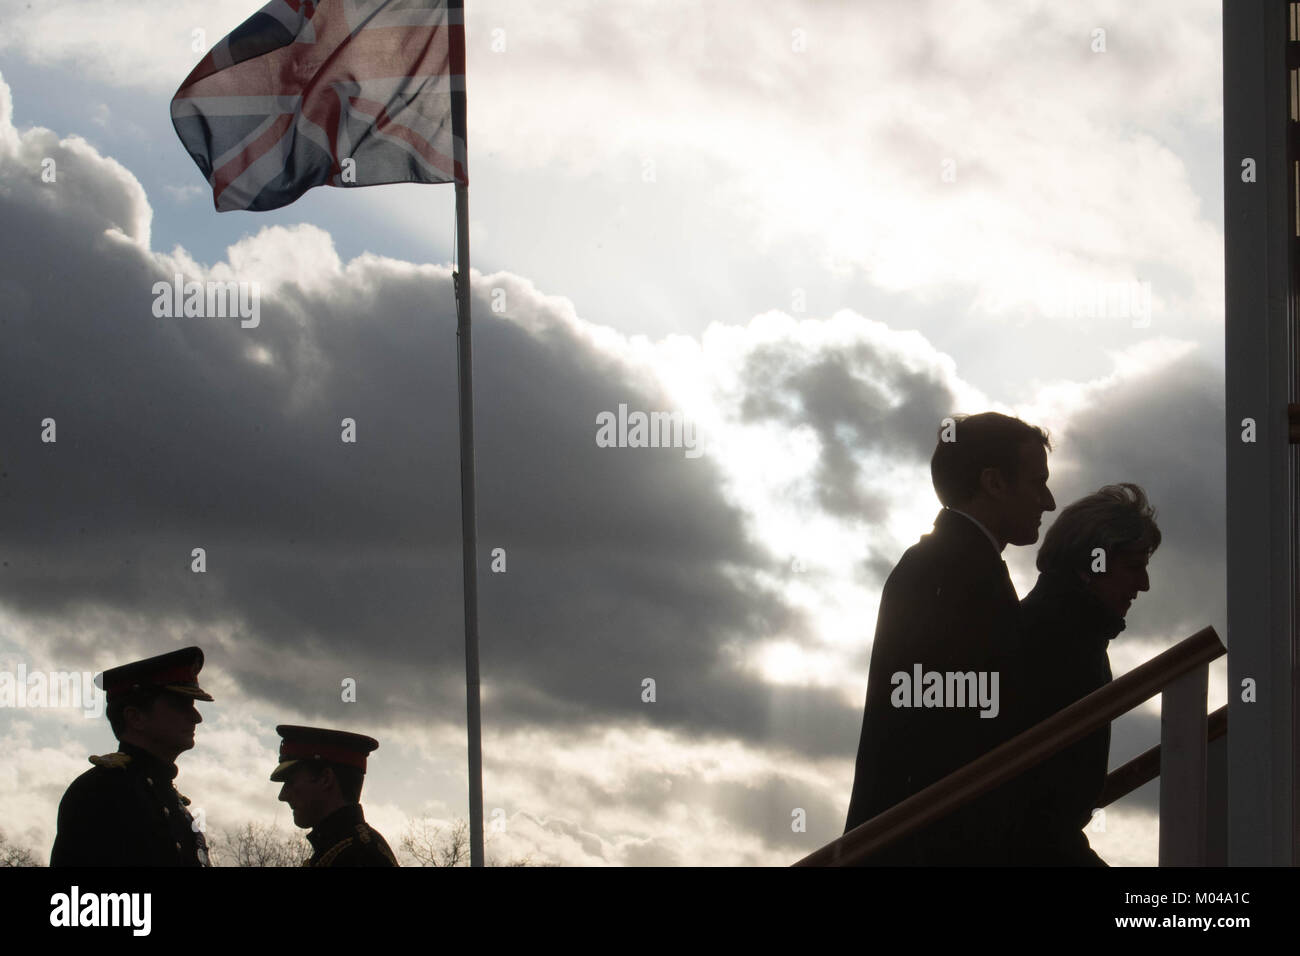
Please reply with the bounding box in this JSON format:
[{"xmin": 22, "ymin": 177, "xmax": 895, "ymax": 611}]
[{"xmin": 449, "ymin": 0, "xmax": 484, "ymax": 869}]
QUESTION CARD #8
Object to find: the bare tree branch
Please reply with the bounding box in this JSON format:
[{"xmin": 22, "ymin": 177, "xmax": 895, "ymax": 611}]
[
  {"xmin": 0, "ymin": 830, "xmax": 42, "ymax": 867},
  {"xmin": 399, "ymin": 817, "xmax": 543, "ymax": 867},
  {"xmin": 208, "ymin": 822, "xmax": 311, "ymax": 867}
]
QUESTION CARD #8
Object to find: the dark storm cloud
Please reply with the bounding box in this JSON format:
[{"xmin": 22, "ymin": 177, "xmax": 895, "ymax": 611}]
[
  {"xmin": 0, "ymin": 110, "xmax": 866, "ymax": 754},
  {"xmin": 738, "ymin": 340, "xmax": 955, "ymax": 518}
]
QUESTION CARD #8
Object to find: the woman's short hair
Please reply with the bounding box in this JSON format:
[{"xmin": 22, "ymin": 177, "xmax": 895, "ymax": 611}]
[
  {"xmin": 931, "ymin": 412, "xmax": 1052, "ymax": 508},
  {"xmin": 1036, "ymin": 482, "xmax": 1161, "ymax": 575}
]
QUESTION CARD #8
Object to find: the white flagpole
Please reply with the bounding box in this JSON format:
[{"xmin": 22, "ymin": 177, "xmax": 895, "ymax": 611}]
[{"xmin": 449, "ymin": 0, "xmax": 484, "ymax": 868}]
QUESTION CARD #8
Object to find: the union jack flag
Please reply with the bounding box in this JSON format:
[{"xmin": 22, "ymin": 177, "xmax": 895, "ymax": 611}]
[{"xmin": 171, "ymin": 0, "xmax": 466, "ymax": 212}]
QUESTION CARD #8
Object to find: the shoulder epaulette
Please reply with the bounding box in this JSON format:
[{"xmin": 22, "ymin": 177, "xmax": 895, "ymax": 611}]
[{"xmin": 88, "ymin": 752, "xmax": 131, "ymax": 770}]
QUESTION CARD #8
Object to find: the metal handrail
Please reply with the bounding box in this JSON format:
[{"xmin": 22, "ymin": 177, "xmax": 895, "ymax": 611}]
[{"xmin": 794, "ymin": 626, "xmax": 1224, "ymax": 866}]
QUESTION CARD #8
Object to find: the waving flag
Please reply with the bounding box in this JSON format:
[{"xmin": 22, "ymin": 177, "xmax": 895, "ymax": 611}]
[{"xmin": 171, "ymin": 0, "xmax": 466, "ymax": 212}]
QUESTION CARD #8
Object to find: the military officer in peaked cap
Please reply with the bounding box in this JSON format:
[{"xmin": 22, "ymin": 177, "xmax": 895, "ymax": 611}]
[
  {"xmin": 50, "ymin": 646, "xmax": 213, "ymax": 867},
  {"xmin": 272, "ymin": 725, "xmax": 398, "ymax": 867}
]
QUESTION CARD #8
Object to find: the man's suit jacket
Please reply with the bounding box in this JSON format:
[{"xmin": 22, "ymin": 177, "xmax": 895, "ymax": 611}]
[{"xmin": 844, "ymin": 508, "xmax": 1021, "ymax": 864}]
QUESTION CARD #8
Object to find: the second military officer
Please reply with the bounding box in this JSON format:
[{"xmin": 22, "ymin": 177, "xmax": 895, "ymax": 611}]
[{"xmin": 272, "ymin": 725, "xmax": 398, "ymax": 867}]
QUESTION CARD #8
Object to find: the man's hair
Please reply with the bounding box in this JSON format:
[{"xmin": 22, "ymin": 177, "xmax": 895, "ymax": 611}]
[
  {"xmin": 930, "ymin": 412, "xmax": 1052, "ymax": 507},
  {"xmin": 1036, "ymin": 482, "xmax": 1161, "ymax": 575},
  {"xmin": 297, "ymin": 760, "xmax": 365, "ymax": 805},
  {"xmin": 106, "ymin": 687, "xmax": 166, "ymax": 740}
]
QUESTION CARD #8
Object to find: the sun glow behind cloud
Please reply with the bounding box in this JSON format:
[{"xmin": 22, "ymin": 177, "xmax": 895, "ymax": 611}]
[{"xmin": 0, "ymin": 0, "xmax": 1226, "ymax": 870}]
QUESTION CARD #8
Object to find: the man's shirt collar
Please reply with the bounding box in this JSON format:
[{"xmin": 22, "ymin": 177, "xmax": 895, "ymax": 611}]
[{"xmin": 944, "ymin": 507, "xmax": 1004, "ymax": 555}]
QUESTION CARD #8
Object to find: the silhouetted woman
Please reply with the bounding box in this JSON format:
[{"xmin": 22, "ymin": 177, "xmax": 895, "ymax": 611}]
[{"xmin": 1004, "ymin": 483, "xmax": 1160, "ymax": 865}]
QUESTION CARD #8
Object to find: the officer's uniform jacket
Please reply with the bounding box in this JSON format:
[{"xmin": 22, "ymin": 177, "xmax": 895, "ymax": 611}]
[
  {"xmin": 305, "ymin": 804, "xmax": 398, "ymax": 867},
  {"xmin": 50, "ymin": 742, "xmax": 210, "ymax": 867}
]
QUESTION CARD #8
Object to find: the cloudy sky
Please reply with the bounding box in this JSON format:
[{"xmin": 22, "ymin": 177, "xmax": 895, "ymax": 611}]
[{"xmin": 0, "ymin": 0, "xmax": 1226, "ymax": 866}]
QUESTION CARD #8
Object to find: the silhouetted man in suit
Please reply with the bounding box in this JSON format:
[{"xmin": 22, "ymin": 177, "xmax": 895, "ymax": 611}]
[{"xmin": 844, "ymin": 412, "xmax": 1055, "ymax": 864}]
